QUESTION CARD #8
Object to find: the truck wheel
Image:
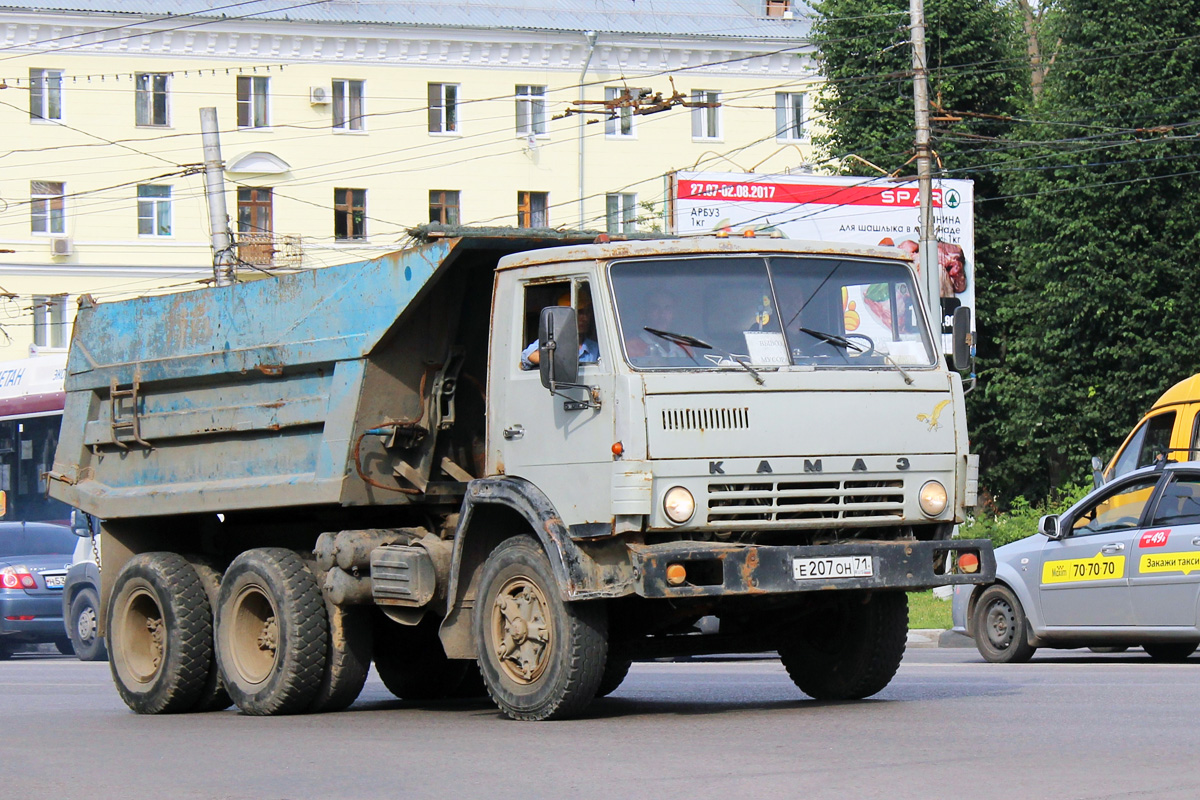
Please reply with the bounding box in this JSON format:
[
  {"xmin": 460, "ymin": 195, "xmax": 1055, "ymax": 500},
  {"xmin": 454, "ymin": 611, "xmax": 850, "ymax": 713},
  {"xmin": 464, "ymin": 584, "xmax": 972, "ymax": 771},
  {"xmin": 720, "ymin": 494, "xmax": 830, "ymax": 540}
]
[
  {"xmin": 215, "ymin": 548, "xmax": 328, "ymax": 716},
  {"xmin": 972, "ymin": 585, "xmax": 1036, "ymax": 664},
  {"xmin": 107, "ymin": 552, "xmax": 213, "ymax": 714},
  {"xmin": 372, "ymin": 611, "xmax": 468, "ymax": 700},
  {"xmin": 474, "ymin": 535, "xmax": 607, "ymax": 721},
  {"xmin": 595, "ymin": 658, "xmax": 632, "ymax": 698},
  {"xmin": 68, "ymin": 588, "xmax": 108, "ymax": 662},
  {"xmin": 778, "ymin": 591, "xmax": 908, "ymax": 700},
  {"xmin": 307, "ymin": 603, "xmax": 372, "ymax": 713},
  {"xmin": 1143, "ymin": 641, "xmax": 1198, "ymax": 662},
  {"xmin": 185, "ymin": 558, "xmax": 233, "ymax": 712}
]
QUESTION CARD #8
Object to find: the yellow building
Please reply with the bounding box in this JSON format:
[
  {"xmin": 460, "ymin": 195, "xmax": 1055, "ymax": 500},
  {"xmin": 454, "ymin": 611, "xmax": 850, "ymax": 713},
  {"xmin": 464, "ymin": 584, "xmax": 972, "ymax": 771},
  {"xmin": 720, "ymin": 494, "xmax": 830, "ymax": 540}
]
[{"xmin": 0, "ymin": 1, "xmax": 819, "ymax": 358}]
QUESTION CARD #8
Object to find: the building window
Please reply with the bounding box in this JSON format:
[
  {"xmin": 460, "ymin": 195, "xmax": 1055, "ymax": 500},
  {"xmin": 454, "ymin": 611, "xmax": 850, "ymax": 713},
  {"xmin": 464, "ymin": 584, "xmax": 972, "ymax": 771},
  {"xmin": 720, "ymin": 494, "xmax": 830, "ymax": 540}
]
[
  {"xmin": 429, "ymin": 190, "xmax": 460, "ymax": 225},
  {"xmin": 29, "ymin": 68, "xmax": 63, "ymax": 121},
  {"xmin": 135, "ymin": 73, "xmax": 169, "ymax": 127},
  {"xmin": 515, "ymin": 85, "xmax": 546, "ymax": 136},
  {"xmin": 604, "ymin": 87, "xmax": 634, "ymax": 138},
  {"xmin": 517, "ymin": 191, "xmax": 548, "ymax": 228},
  {"xmin": 606, "ymin": 193, "xmax": 637, "ymax": 234},
  {"xmin": 334, "ymin": 188, "xmax": 366, "ymax": 240},
  {"xmin": 428, "ymin": 83, "xmax": 459, "ymax": 134},
  {"xmin": 30, "ymin": 181, "xmax": 65, "ymax": 235},
  {"xmin": 237, "ymin": 76, "xmax": 270, "ymax": 128},
  {"xmin": 775, "ymin": 92, "xmax": 805, "ymax": 141},
  {"xmin": 237, "ymin": 187, "xmax": 273, "ymax": 265},
  {"xmin": 137, "ymin": 185, "xmax": 172, "ymax": 236},
  {"xmin": 32, "ymin": 294, "xmax": 68, "ymax": 349},
  {"xmin": 332, "ymin": 79, "xmax": 364, "ymax": 131},
  {"xmin": 691, "ymin": 90, "xmax": 721, "ymax": 140},
  {"xmin": 765, "ymin": 0, "xmax": 792, "ymax": 17}
]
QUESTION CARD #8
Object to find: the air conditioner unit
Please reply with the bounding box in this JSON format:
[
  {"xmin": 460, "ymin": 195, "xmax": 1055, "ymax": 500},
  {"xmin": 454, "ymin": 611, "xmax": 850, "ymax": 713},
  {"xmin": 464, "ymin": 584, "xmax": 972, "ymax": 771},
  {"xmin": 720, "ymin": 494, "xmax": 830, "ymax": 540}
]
[
  {"xmin": 310, "ymin": 86, "xmax": 331, "ymax": 105},
  {"xmin": 50, "ymin": 237, "xmax": 72, "ymax": 256}
]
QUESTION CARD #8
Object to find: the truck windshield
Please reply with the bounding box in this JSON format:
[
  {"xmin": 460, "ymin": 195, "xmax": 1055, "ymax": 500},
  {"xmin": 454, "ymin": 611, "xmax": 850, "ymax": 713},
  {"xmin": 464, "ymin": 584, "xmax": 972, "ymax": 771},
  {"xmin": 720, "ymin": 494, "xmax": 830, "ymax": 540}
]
[{"xmin": 610, "ymin": 255, "xmax": 935, "ymax": 370}]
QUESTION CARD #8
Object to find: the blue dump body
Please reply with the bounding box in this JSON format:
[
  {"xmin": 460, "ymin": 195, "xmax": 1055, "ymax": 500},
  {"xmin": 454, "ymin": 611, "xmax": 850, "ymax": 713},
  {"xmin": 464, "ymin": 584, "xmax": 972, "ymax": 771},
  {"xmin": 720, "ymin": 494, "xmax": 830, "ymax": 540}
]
[{"xmin": 48, "ymin": 233, "xmax": 575, "ymax": 520}]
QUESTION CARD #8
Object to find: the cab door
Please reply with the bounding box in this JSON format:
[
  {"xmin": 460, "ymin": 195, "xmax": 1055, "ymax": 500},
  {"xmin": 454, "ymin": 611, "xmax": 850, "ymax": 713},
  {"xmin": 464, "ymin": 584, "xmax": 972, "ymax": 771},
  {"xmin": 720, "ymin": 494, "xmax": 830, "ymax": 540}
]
[
  {"xmin": 1038, "ymin": 474, "xmax": 1159, "ymax": 627},
  {"xmin": 493, "ymin": 274, "xmax": 615, "ymax": 527},
  {"xmin": 1130, "ymin": 470, "xmax": 1200, "ymax": 628}
]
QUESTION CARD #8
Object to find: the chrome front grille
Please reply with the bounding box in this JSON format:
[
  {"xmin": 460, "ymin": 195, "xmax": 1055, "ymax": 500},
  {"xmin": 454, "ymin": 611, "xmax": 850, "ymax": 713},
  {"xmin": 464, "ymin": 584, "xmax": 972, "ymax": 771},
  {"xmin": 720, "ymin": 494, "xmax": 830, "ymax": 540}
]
[
  {"xmin": 661, "ymin": 407, "xmax": 749, "ymax": 432},
  {"xmin": 707, "ymin": 478, "xmax": 905, "ymax": 527}
]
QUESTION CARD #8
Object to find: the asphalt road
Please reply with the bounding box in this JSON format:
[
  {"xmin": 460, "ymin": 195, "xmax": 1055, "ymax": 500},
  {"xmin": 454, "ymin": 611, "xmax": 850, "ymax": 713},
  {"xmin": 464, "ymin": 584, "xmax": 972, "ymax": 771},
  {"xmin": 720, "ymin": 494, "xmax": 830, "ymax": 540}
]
[{"xmin": 4, "ymin": 648, "xmax": 1199, "ymax": 800}]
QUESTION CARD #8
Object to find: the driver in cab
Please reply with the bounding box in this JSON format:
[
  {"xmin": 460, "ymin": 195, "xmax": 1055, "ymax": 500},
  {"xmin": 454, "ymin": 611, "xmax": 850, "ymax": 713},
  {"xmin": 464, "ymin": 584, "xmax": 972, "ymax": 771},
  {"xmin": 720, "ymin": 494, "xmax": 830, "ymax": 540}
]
[{"xmin": 520, "ymin": 290, "xmax": 599, "ymax": 370}]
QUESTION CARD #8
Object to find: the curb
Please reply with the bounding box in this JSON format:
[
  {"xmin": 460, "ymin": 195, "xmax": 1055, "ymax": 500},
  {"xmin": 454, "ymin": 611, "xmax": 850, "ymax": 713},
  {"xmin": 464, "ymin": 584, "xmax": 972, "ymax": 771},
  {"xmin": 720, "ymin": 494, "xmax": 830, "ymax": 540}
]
[{"xmin": 907, "ymin": 629, "xmax": 973, "ymax": 648}]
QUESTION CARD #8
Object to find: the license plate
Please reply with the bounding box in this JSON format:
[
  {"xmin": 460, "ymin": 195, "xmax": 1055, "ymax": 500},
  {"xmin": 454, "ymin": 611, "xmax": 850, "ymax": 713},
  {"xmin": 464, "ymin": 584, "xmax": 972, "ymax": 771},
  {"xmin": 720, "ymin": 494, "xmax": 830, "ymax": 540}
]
[
  {"xmin": 43, "ymin": 574, "xmax": 65, "ymax": 589},
  {"xmin": 793, "ymin": 555, "xmax": 873, "ymax": 580}
]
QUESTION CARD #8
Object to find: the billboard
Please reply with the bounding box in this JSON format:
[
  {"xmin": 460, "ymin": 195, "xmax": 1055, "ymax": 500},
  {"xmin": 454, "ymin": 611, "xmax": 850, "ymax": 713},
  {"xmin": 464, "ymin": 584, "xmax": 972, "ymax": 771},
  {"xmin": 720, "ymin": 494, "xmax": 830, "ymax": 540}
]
[{"xmin": 669, "ymin": 171, "xmax": 974, "ymax": 342}]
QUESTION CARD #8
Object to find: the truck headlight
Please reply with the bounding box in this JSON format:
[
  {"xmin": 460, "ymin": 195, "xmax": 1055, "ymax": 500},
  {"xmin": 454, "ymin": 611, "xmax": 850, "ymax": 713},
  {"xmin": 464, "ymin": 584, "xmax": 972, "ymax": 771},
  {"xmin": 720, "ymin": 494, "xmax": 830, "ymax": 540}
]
[
  {"xmin": 919, "ymin": 481, "xmax": 948, "ymax": 517},
  {"xmin": 663, "ymin": 486, "xmax": 695, "ymax": 524}
]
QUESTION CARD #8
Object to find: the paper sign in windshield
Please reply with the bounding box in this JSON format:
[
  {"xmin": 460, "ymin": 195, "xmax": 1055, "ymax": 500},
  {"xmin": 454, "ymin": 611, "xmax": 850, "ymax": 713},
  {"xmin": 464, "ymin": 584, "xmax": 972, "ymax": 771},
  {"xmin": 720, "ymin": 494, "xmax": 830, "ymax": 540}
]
[{"xmin": 743, "ymin": 331, "xmax": 789, "ymax": 365}]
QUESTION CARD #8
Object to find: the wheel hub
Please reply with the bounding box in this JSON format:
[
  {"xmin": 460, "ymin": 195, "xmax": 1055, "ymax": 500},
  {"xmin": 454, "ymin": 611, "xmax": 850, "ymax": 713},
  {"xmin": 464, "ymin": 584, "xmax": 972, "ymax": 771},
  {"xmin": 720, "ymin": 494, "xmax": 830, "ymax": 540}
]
[
  {"xmin": 77, "ymin": 605, "xmax": 98, "ymax": 642},
  {"xmin": 986, "ymin": 601, "xmax": 1016, "ymax": 649},
  {"xmin": 491, "ymin": 580, "xmax": 551, "ymax": 684}
]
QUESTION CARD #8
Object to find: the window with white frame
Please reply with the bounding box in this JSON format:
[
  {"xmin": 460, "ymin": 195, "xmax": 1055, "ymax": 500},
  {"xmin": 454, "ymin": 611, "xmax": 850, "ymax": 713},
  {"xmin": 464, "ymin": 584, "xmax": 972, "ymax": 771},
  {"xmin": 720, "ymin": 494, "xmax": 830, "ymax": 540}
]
[
  {"xmin": 690, "ymin": 90, "xmax": 721, "ymax": 140},
  {"xmin": 775, "ymin": 92, "xmax": 805, "ymax": 141},
  {"xmin": 29, "ymin": 68, "xmax": 63, "ymax": 121},
  {"xmin": 428, "ymin": 83, "xmax": 459, "ymax": 134},
  {"xmin": 135, "ymin": 73, "xmax": 169, "ymax": 127},
  {"xmin": 32, "ymin": 294, "xmax": 68, "ymax": 349},
  {"xmin": 30, "ymin": 181, "xmax": 65, "ymax": 235},
  {"xmin": 237, "ymin": 75, "xmax": 270, "ymax": 128},
  {"xmin": 606, "ymin": 193, "xmax": 637, "ymax": 234},
  {"xmin": 604, "ymin": 87, "xmax": 634, "ymax": 137},
  {"xmin": 137, "ymin": 185, "xmax": 172, "ymax": 236},
  {"xmin": 333, "ymin": 79, "xmax": 364, "ymax": 131},
  {"xmin": 515, "ymin": 85, "xmax": 547, "ymax": 136}
]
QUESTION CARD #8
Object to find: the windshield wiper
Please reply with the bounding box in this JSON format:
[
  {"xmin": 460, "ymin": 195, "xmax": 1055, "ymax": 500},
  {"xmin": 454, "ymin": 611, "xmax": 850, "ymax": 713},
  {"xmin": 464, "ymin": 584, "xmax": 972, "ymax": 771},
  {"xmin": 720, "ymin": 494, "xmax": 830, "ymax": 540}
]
[
  {"xmin": 644, "ymin": 327, "xmax": 764, "ymax": 386},
  {"xmin": 796, "ymin": 327, "xmax": 914, "ymax": 385}
]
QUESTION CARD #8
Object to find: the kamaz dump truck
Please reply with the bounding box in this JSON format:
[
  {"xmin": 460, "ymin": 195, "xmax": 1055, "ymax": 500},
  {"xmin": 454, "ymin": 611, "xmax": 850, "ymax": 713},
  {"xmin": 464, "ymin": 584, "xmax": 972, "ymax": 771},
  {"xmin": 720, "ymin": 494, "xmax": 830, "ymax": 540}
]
[{"xmin": 48, "ymin": 227, "xmax": 994, "ymax": 720}]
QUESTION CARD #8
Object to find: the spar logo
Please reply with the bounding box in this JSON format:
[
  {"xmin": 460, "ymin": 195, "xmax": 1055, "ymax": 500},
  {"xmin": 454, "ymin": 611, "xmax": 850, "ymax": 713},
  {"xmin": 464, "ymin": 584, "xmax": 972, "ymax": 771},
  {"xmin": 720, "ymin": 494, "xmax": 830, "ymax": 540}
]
[
  {"xmin": 944, "ymin": 189, "xmax": 962, "ymax": 209},
  {"xmin": 1140, "ymin": 529, "xmax": 1171, "ymax": 548}
]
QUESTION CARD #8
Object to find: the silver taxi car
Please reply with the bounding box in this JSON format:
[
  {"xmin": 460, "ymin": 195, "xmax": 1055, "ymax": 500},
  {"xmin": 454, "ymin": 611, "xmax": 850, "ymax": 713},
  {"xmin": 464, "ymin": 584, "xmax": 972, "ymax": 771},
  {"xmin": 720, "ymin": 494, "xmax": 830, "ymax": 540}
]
[{"xmin": 953, "ymin": 461, "xmax": 1200, "ymax": 662}]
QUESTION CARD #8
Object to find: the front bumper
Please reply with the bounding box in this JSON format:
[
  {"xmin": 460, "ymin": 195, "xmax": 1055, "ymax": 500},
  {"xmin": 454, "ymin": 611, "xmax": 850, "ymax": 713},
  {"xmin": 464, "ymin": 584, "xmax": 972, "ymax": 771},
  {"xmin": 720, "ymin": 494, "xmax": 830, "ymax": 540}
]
[
  {"xmin": 628, "ymin": 538, "xmax": 995, "ymax": 599},
  {"xmin": 0, "ymin": 592, "xmax": 66, "ymax": 641}
]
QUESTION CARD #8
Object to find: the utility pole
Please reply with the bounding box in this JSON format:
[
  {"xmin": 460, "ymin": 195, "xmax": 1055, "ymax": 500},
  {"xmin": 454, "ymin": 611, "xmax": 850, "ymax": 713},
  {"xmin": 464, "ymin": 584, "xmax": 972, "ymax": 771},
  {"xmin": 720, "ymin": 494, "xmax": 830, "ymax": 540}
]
[
  {"xmin": 577, "ymin": 30, "xmax": 598, "ymax": 230},
  {"xmin": 200, "ymin": 107, "xmax": 236, "ymax": 287},
  {"xmin": 910, "ymin": 0, "xmax": 941, "ymax": 342}
]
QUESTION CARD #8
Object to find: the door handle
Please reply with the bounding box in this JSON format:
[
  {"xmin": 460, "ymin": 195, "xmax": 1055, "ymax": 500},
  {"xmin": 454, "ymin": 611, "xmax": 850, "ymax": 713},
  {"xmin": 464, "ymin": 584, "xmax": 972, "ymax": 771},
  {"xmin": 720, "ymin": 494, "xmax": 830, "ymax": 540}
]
[
  {"xmin": 1191, "ymin": 537, "xmax": 1200, "ymax": 547},
  {"xmin": 1100, "ymin": 543, "xmax": 1125, "ymax": 554},
  {"xmin": 503, "ymin": 425, "xmax": 524, "ymax": 440}
]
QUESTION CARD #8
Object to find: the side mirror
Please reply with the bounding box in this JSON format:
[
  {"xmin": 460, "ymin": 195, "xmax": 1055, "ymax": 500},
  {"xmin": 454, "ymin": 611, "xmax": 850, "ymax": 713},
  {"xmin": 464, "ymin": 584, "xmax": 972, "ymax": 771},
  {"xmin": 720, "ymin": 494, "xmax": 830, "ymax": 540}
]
[
  {"xmin": 1091, "ymin": 456, "xmax": 1105, "ymax": 489},
  {"xmin": 951, "ymin": 306, "xmax": 972, "ymax": 372},
  {"xmin": 538, "ymin": 306, "xmax": 579, "ymax": 390},
  {"xmin": 70, "ymin": 509, "xmax": 92, "ymax": 537},
  {"xmin": 1038, "ymin": 514, "xmax": 1062, "ymax": 539}
]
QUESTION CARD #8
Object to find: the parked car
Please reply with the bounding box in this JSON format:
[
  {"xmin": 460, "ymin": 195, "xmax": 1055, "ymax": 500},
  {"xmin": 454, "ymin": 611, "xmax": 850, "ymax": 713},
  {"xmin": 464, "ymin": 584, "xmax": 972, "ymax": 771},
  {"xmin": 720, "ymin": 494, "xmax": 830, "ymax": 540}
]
[
  {"xmin": 61, "ymin": 514, "xmax": 106, "ymax": 662},
  {"xmin": 953, "ymin": 461, "xmax": 1200, "ymax": 662},
  {"xmin": 0, "ymin": 521, "xmax": 77, "ymax": 659}
]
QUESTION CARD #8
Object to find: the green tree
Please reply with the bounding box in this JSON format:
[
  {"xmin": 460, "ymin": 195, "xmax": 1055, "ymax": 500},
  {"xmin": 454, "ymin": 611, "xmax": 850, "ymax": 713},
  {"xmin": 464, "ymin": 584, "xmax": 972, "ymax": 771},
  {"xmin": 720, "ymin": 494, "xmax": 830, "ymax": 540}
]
[{"xmin": 984, "ymin": 0, "xmax": 1200, "ymax": 499}]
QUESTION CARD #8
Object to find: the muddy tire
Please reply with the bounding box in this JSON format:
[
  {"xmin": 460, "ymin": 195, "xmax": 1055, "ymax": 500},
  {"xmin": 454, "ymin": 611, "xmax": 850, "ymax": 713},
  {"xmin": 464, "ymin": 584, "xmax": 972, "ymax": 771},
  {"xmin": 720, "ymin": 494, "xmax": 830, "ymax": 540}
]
[
  {"xmin": 474, "ymin": 536, "xmax": 607, "ymax": 721},
  {"xmin": 183, "ymin": 558, "xmax": 233, "ymax": 712},
  {"xmin": 373, "ymin": 611, "xmax": 468, "ymax": 700},
  {"xmin": 972, "ymin": 584, "xmax": 1036, "ymax": 664},
  {"xmin": 68, "ymin": 587, "xmax": 107, "ymax": 662},
  {"xmin": 107, "ymin": 552, "xmax": 213, "ymax": 714},
  {"xmin": 595, "ymin": 658, "xmax": 632, "ymax": 698},
  {"xmin": 308, "ymin": 603, "xmax": 372, "ymax": 713},
  {"xmin": 215, "ymin": 548, "xmax": 328, "ymax": 716},
  {"xmin": 779, "ymin": 591, "xmax": 908, "ymax": 701}
]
